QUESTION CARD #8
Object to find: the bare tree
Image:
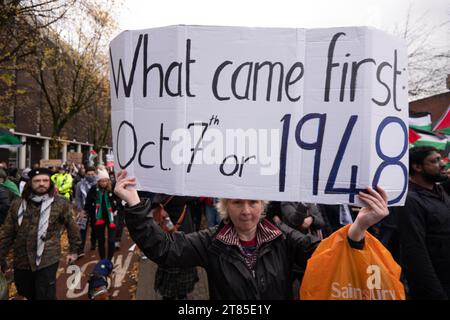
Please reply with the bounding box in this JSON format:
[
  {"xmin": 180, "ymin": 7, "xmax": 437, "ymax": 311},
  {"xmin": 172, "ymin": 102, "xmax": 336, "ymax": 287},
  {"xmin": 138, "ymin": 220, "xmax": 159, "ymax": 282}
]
[
  {"xmin": 86, "ymin": 79, "xmax": 112, "ymax": 156},
  {"xmin": 0, "ymin": 0, "xmax": 75, "ymax": 65},
  {"xmin": 392, "ymin": 4, "xmax": 450, "ymax": 99},
  {"xmin": 0, "ymin": 0, "xmax": 76, "ymax": 127},
  {"xmin": 25, "ymin": 0, "xmax": 120, "ymax": 156}
]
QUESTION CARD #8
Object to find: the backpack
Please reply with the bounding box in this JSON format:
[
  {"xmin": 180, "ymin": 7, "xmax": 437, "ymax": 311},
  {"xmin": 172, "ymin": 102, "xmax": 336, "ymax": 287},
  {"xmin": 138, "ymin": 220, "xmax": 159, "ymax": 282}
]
[{"xmin": 151, "ymin": 196, "xmax": 187, "ymax": 233}]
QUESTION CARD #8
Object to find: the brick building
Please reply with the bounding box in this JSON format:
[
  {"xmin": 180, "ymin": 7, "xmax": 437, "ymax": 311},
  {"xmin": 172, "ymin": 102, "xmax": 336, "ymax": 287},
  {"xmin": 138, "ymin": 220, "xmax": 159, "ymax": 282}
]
[
  {"xmin": 0, "ymin": 18, "xmax": 112, "ymax": 169},
  {"xmin": 409, "ymin": 91, "xmax": 450, "ymax": 126},
  {"xmin": 0, "ymin": 63, "xmax": 112, "ymax": 169}
]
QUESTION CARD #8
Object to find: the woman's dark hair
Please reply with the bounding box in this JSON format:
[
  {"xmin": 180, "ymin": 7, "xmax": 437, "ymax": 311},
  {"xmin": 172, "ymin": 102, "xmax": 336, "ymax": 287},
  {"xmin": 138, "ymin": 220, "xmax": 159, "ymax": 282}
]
[
  {"xmin": 409, "ymin": 146, "xmax": 439, "ymax": 175},
  {"xmin": 85, "ymin": 166, "xmax": 96, "ymax": 173},
  {"xmin": 97, "ymin": 179, "xmax": 112, "ymax": 192},
  {"xmin": 7, "ymin": 167, "xmax": 18, "ymax": 178},
  {"xmin": 22, "ymin": 178, "xmax": 56, "ymax": 199}
]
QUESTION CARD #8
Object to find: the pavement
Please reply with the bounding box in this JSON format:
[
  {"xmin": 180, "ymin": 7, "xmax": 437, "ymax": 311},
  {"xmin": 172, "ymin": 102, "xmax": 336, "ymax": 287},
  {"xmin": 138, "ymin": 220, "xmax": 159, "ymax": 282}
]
[
  {"xmin": 55, "ymin": 228, "xmax": 141, "ymax": 300},
  {"xmin": 7, "ymin": 227, "xmax": 141, "ymax": 300},
  {"xmin": 7, "ymin": 227, "xmax": 209, "ymax": 300}
]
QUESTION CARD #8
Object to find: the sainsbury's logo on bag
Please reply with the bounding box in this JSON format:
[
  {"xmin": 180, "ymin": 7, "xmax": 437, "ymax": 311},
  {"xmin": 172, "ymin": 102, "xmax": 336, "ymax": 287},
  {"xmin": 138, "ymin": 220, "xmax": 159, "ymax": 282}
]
[
  {"xmin": 300, "ymin": 225, "xmax": 405, "ymax": 300},
  {"xmin": 330, "ymin": 265, "xmax": 397, "ymax": 300}
]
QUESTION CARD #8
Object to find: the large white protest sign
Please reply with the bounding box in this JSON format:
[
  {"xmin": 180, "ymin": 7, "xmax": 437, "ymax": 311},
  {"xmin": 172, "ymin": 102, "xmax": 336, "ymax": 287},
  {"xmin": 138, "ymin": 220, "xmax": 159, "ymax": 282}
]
[{"xmin": 109, "ymin": 25, "xmax": 408, "ymax": 205}]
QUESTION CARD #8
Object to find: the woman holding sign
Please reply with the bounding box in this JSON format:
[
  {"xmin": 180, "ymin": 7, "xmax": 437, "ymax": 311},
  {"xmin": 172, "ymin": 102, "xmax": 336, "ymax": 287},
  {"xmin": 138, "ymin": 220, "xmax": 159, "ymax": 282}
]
[{"xmin": 114, "ymin": 170, "xmax": 400, "ymax": 300}]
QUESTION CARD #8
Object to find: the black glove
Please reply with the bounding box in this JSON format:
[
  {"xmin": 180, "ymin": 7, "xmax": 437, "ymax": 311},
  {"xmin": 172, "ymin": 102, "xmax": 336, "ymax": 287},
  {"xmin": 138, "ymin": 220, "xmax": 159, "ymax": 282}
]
[{"xmin": 295, "ymin": 203, "xmax": 309, "ymax": 221}]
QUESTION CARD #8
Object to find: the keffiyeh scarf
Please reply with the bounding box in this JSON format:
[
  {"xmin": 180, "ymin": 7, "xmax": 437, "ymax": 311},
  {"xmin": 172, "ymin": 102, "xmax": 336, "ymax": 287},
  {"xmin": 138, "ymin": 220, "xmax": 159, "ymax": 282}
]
[{"xmin": 17, "ymin": 193, "xmax": 55, "ymax": 266}]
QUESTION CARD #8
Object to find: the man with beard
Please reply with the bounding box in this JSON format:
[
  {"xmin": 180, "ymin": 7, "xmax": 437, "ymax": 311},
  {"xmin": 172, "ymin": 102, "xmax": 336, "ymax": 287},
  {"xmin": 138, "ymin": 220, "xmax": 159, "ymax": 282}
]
[
  {"xmin": 398, "ymin": 146, "xmax": 450, "ymax": 299},
  {"xmin": 0, "ymin": 168, "xmax": 80, "ymax": 300}
]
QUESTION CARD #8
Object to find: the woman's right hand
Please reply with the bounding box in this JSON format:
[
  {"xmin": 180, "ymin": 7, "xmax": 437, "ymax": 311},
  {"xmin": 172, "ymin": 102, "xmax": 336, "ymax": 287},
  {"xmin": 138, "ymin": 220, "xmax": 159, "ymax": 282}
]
[
  {"xmin": 301, "ymin": 216, "xmax": 313, "ymax": 230},
  {"xmin": 114, "ymin": 170, "xmax": 141, "ymax": 206}
]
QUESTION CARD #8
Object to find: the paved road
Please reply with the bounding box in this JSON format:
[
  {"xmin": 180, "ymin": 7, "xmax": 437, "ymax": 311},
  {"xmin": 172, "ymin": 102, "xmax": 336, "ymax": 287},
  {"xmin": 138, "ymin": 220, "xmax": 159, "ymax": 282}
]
[
  {"xmin": 6, "ymin": 226, "xmax": 209, "ymax": 300},
  {"xmin": 56, "ymin": 228, "xmax": 140, "ymax": 300}
]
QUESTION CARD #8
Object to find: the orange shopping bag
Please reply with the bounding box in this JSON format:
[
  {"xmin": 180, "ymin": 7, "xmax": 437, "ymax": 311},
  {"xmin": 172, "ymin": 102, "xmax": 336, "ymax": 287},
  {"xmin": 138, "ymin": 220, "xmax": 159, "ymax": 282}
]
[{"xmin": 300, "ymin": 224, "xmax": 405, "ymax": 300}]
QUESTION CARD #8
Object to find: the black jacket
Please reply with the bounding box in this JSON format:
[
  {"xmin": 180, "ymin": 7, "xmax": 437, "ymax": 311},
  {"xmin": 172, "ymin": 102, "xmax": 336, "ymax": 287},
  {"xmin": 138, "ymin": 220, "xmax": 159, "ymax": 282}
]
[
  {"xmin": 125, "ymin": 199, "xmax": 318, "ymax": 300},
  {"xmin": 280, "ymin": 202, "xmax": 325, "ymax": 230},
  {"xmin": 398, "ymin": 182, "xmax": 450, "ymax": 300},
  {"xmin": 150, "ymin": 194, "xmax": 196, "ymax": 234},
  {"xmin": 0, "ymin": 186, "xmax": 11, "ymax": 225},
  {"xmin": 84, "ymin": 186, "xmax": 119, "ymax": 223}
]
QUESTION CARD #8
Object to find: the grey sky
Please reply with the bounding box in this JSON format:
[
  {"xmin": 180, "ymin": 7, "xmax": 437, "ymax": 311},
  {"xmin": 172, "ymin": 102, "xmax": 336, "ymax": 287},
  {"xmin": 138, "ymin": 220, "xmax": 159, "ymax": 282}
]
[
  {"xmin": 115, "ymin": 0, "xmax": 449, "ymax": 96},
  {"xmin": 117, "ymin": 0, "xmax": 448, "ymax": 35}
]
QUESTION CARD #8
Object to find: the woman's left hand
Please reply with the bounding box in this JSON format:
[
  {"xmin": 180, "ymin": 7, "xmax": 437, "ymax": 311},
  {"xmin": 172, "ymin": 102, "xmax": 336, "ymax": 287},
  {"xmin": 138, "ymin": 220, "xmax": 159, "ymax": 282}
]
[
  {"xmin": 114, "ymin": 170, "xmax": 141, "ymax": 206},
  {"xmin": 348, "ymin": 186, "xmax": 389, "ymax": 241}
]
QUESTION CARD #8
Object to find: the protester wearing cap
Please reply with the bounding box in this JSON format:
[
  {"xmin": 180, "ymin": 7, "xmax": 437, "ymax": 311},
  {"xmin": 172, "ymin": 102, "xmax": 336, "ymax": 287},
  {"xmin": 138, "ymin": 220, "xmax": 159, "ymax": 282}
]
[
  {"xmin": 28, "ymin": 167, "xmax": 53, "ymax": 178},
  {"xmin": 0, "ymin": 167, "xmax": 81, "ymax": 300},
  {"xmin": 97, "ymin": 168, "xmax": 110, "ymax": 181},
  {"xmin": 84, "ymin": 169, "xmax": 119, "ymax": 261}
]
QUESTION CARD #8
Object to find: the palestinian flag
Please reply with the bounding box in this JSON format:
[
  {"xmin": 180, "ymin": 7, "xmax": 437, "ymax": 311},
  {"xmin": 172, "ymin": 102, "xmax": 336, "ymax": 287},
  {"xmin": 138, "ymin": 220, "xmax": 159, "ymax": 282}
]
[
  {"xmin": 409, "ymin": 112, "xmax": 432, "ymax": 131},
  {"xmin": 88, "ymin": 149, "xmax": 98, "ymax": 165},
  {"xmin": 0, "ymin": 129, "xmax": 21, "ymax": 149},
  {"xmin": 433, "ymin": 106, "xmax": 450, "ymax": 135},
  {"xmin": 408, "ymin": 128, "xmax": 421, "ymax": 145},
  {"xmin": 410, "ymin": 127, "xmax": 448, "ymax": 150}
]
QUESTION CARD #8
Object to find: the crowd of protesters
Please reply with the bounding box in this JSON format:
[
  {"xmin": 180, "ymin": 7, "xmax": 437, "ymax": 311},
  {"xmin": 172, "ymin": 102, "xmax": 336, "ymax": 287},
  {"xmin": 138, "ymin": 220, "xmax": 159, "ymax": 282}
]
[
  {"xmin": 0, "ymin": 161, "xmax": 125, "ymax": 299},
  {"xmin": 114, "ymin": 146, "xmax": 450, "ymax": 300},
  {"xmin": 0, "ymin": 145, "xmax": 449, "ymax": 300}
]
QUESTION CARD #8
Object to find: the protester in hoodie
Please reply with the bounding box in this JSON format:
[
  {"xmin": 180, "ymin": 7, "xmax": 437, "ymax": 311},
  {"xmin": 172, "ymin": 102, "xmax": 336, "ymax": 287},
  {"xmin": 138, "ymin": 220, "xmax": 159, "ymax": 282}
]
[{"xmin": 74, "ymin": 167, "xmax": 97, "ymax": 257}]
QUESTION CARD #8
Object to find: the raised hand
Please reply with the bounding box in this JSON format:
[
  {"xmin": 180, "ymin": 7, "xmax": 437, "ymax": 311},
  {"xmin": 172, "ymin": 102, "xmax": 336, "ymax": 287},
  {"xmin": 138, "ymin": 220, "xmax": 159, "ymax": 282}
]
[
  {"xmin": 348, "ymin": 186, "xmax": 389, "ymax": 241},
  {"xmin": 114, "ymin": 170, "xmax": 141, "ymax": 206}
]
